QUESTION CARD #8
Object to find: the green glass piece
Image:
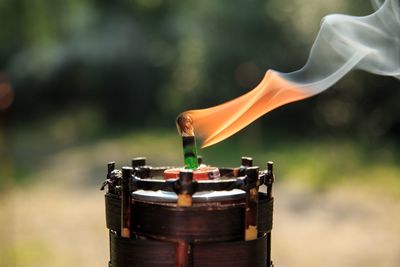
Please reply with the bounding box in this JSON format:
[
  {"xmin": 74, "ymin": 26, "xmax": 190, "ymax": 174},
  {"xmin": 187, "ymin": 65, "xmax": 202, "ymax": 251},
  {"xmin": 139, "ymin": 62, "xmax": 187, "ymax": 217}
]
[{"xmin": 182, "ymin": 136, "xmax": 199, "ymax": 169}]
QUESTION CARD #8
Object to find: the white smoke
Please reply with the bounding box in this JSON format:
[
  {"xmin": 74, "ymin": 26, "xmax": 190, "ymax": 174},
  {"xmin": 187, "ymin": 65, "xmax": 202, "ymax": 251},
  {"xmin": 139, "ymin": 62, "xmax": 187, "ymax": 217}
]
[{"xmin": 280, "ymin": 0, "xmax": 400, "ymax": 93}]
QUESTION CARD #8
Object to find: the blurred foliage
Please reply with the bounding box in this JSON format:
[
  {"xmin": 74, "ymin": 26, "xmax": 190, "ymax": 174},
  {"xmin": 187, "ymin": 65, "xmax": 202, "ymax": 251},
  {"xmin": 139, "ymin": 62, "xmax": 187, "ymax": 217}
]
[
  {"xmin": 0, "ymin": 0, "xmax": 398, "ymax": 137},
  {"xmin": 9, "ymin": 127, "xmax": 400, "ymax": 197},
  {"xmin": 0, "ymin": 0, "xmax": 399, "ymax": 188}
]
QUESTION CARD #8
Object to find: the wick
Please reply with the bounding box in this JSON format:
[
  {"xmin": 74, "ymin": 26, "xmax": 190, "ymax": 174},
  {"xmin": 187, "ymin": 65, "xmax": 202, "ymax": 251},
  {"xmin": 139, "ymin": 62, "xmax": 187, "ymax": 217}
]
[
  {"xmin": 176, "ymin": 113, "xmax": 199, "ymax": 169},
  {"xmin": 176, "ymin": 113, "xmax": 195, "ymax": 136}
]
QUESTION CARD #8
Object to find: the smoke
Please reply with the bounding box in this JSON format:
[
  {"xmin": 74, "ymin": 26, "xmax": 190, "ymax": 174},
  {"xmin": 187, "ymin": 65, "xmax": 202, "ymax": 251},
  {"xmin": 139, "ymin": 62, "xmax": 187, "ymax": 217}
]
[
  {"xmin": 183, "ymin": 0, "xmax": 400, "ymax": 148},
  {"xmin": 283, "ymin": 0, "xmax": 400, "ymax": 91}
]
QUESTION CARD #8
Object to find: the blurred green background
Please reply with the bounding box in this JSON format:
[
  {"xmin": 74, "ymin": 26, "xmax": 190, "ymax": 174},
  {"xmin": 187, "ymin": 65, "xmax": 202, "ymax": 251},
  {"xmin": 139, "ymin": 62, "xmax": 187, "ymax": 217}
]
[{"xmin": 0, "ymin": 0, "xmax": 400, "ymax": 267}]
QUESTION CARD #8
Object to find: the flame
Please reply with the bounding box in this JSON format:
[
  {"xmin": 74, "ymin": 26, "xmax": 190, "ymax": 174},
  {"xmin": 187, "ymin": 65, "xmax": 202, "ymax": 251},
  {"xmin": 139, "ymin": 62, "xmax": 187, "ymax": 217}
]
[
  {"xmin": 183, "ymin": 71, "xmax": 309, "ymax": 148},
  {"xmin": 180, "ymin": 0, "xmax": 400, "ymax": 148}
]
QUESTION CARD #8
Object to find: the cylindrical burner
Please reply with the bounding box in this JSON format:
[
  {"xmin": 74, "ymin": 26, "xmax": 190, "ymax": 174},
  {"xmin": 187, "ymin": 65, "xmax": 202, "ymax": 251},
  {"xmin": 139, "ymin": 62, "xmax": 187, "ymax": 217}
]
[{"xmin": 101, "ymin": 156, "xmax": 275, "ymax": 267}]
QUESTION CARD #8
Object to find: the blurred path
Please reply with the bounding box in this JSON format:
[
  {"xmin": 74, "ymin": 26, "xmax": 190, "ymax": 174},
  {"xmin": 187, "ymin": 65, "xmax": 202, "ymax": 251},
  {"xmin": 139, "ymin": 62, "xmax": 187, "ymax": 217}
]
[
  {"xmin": 0, "ymin": 185, "xmax": 107, "ymax": 267},
  {"xmin": 274, "ymin": 184, "xmax": 400, "ymax": 267},
  {"xmin": 1, "ymin": 182, "xmax": 400, "ymax": 267}
]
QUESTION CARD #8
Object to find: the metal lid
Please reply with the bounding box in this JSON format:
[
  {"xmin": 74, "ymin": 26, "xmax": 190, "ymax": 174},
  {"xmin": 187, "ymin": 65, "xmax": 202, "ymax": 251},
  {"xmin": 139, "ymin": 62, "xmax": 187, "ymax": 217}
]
[{"xmin": 131, "ymin": 189, "xmax": 245, "ymax": 203}]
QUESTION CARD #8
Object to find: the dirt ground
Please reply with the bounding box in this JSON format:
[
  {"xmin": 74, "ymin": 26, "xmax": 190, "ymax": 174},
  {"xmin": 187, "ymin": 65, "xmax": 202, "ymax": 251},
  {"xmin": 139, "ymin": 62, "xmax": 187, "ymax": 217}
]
[
  {"xmin": 274, "ymin": 184, "xmax": 400, "ymax": 267},
  {"xmin": 1, "ymin": 181, "xmax": 400, "ymax": 267}
]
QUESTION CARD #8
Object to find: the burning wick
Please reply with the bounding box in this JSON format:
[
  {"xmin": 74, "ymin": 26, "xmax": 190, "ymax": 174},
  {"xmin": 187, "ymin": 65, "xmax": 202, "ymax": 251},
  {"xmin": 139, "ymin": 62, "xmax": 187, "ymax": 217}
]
[
  {"xmin": 176, "ymin": 113, "xmax": 199, "ymax": 169},
  {"xmin": 178, "ymin": 0, "xmax": 400, "ymax": 148}
]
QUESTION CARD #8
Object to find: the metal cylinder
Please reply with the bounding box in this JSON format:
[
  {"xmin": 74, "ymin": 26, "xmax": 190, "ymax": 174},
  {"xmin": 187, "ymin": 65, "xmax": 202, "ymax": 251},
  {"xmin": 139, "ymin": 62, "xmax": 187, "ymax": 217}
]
[{"xmin": 103, "ymin": 157, "xmax": 275, "ymax": 267}]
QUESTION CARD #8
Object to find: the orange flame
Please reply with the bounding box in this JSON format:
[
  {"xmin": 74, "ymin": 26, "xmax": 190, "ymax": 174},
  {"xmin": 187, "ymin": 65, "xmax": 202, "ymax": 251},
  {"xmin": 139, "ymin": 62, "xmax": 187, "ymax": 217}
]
[
  {"xmin": 181, "ymin": 70, "xmax": 311, "ymax": 148},
  {"xmin": 179, "ymin": 0, "xmax": 400, "ymax": 148}
]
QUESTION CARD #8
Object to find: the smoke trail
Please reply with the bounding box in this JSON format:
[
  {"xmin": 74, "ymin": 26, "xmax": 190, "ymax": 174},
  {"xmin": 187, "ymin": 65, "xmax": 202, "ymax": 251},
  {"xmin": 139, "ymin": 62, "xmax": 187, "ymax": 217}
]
[
  {"xmin": 285, "ymin": 0, "xmax": 400, "ymax": 90},
  {"xmin": 181, "ymin": 0, "xmax": 400, "ymax": 148}
]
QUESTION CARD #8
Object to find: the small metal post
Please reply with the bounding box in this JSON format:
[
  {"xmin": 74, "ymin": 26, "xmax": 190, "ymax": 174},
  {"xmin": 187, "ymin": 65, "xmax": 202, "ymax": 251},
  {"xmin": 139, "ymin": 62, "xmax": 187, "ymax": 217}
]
[
  {"xmin": 265, "ymin": 161, "xmax": 275, "ymax": 267},
  {"xmin": 244, "ymin": 166, "xmax": 259, "ymax": 241},
  {"xmin": 132, "ymin": 157, "xmax": 146, "ymax": 168},
  {"xmin": 236, "ymin": 156, "xmax": 253, "ymax": 176},
  {"xmin": 107, "ymin": 161, "xmax": 116, "ymax": 266},
  {"xmin": 174, "ymin": 170, "xmax": 195, "ymax": 267},
  {"xmin": 107, "ymin": 162, "xmax": 116, "ymax": 194},
  {"xmin": 197, "ymin": 155, "xmax": 203, "ymax": 166},
  {"xmin": 121, "ymin": 166, "xmax": 133, "ymax": 238},
  {"xmin": 266, "ymin": 162, "xmax": 274, "ymax": 198},
  {"xmin": 241, "ymin": 156, "xmax": 253, "ymax": 167},
  {"xmin": 108, "ymin": 162, "xmax": 115, "ymax": 174},
  {"xmin": 175, "ymin": 170, "xmax": 195, "ymax": 207}
]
